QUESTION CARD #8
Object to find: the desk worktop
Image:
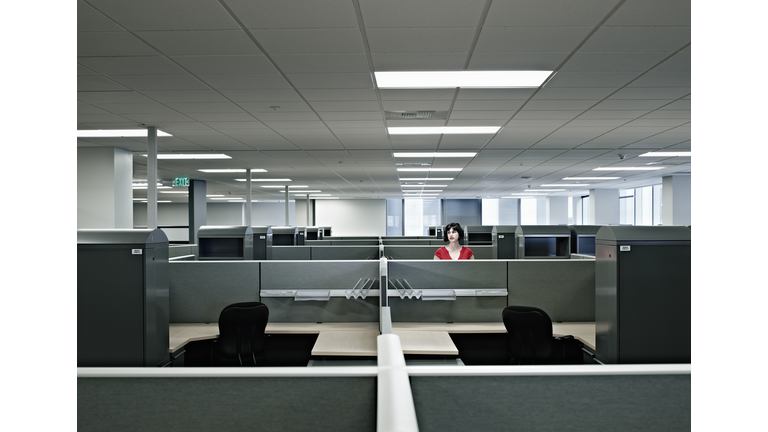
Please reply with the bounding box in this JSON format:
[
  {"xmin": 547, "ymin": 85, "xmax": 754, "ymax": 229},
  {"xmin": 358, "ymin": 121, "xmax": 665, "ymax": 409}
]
[{"xmin": 169, "ymin": 321, "xmax": 595, "ymax": 354}]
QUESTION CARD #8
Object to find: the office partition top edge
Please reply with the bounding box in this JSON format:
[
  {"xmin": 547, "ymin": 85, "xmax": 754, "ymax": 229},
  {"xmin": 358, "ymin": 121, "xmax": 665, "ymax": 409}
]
[
  {"xmin": 596, "ymin": 225, "xmax": 691, "ymax": 242},
  {"xmin": 405, "ymin": 364, "xmax": 691, "ymax": 377},
  {"xmin": 77, "ymin": 367, "xmax": 379, "ymax": 378},
  {"xmin": 77, "ymin": 228, "xmax": 168, "ymax": 244}
]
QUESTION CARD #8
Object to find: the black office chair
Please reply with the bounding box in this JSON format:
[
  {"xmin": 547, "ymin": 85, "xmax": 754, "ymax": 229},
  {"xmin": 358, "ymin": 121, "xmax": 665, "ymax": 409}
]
[
  {"xmin": 214, "ymin": 302, "xmax": 269, "ymax": 366},
  {"xmin": 502, "ymin": 305, "xmax": 583, "ymax": 365}
]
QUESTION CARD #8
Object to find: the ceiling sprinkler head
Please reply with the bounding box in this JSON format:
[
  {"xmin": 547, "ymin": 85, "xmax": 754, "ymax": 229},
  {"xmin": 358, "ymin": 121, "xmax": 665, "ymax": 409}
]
[{"xmin": 618, "ymin": 154, "xmax": 627, "ymax": 160}]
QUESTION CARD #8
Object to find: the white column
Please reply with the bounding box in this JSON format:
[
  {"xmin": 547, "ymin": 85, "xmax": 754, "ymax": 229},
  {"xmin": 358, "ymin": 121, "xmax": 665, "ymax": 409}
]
[
  {"xmin": 590, "ymin": 189, "xmax": 619, "ymax": 225},
  {"xmin": 147, "ymin": 127, "xmax": 157, "ymax": 230},
  {"xmin": 547, "ymin": 196, "xmax": 569, "ymax": 225},
  {"xmin": 77, "ymin": 147, "xmax": 133, "ymax": 229},
  {"xmin": 285, "ymin": 186, "xmax": 290, "ymax": 226},
  {"xmin": 662, "ymin": 175, "xmax": 691, "ymax": 226},
  {"xmin": 245, "ymin": 169, "xmax": 252, "ymax": 226}
]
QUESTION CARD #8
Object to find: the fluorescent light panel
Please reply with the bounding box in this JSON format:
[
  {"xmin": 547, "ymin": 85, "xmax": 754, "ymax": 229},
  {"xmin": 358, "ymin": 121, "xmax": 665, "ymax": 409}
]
[
  {"xmin": 397, "ymin": 168, "xmax": 462, "ymax": 172},
  {"xmin": 563, "ymin": 177, "xmax": 620, "ymax": 180},
  {"xmin": 235, "ymin": 178, "xmax": 292, "ymax": 182},
  {"xmin": 142, "ymin": 154, "xmax": 231, "ymax": 160},
  {"xmin": 399, "ymin": 177, "xmax": 454, "ymax": 181},
  {"xmin": 401, "ymin": 184, "xmax": 448, "ymax": 188},
  {"xmin": 540, "ymin": 184, "xmax": 591, "ymax": 187},
  {"xmin": 198, "ymin": 169, "xmax": 267, "ymax": 173},
  {"xmin": 375, "ymin": 71, "xmax": 552, "ymax": 88},
  {"xmin": 593, "ymin": 167, "xmax": 663, "ymax": 171},
  {"xmin": 261, "ymin": 185, "xmax": 308, "ymax": 188},
  {"xmin": 78, "ymin": 129, "xmax": 172, "ymax": 137},
  {"xmin": 388, "ymin": 126, "xmax": 500, "ymax": 135},
  {"xmin": 393, "ymin": 152, "xmax": 476, "ymax": 158},
  {"xmin": 639, "ymin": 152, "xmax": 691, "ymax": 157}
]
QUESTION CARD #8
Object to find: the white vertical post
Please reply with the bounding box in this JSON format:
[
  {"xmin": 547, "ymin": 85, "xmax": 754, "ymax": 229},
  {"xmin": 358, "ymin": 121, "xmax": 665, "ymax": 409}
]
[
  {"xmin": 147, "ymin": 127, "xmax": 158, "ymax": 230},
  {"xmin": 245, "ymin": 169, "xmax": 252, "ymax": 226},
  {"xmin": 307, "ymin": 197, "xmax": 311, "ymax": 226},
  {"xmin": 285, "ymin": 186, "xmax": 290, "ymax": 226}
]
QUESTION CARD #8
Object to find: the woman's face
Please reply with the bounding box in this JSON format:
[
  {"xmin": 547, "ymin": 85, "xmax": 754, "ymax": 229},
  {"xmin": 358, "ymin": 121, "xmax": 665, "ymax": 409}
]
[{"xmin": 446, "ymin": 228, "xmax": 460, "ymax": 243}]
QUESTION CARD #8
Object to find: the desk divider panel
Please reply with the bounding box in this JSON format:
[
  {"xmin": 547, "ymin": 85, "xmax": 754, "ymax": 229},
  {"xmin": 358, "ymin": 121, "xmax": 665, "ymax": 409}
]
[
  {"xmin": 387, "ymin": 260, "xmax": 508, "ymax": 322},
  {"xmin": 168, "ymin": 261, "xmax": 260, "ymax": 323},
  {"xmin": 261, "ymin": 261, "xmax": 380, "ymax": 322},
  {"xmin": 310, "ymin": 246, "xmax": 380, "ymax": 260},
  {"xmin": 507, "ymin": 259, "xmax": 595, "ymax": 322},
  {"xmin": 272, "ymin": 246, "xmax": 311, "ymax": 260}
]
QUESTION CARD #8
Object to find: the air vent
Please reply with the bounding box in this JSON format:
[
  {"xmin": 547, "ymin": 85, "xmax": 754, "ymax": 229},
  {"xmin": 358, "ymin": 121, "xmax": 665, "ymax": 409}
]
[{"xmin": 385, "ymin": 111, "xmax": 448, "ymax": 120}]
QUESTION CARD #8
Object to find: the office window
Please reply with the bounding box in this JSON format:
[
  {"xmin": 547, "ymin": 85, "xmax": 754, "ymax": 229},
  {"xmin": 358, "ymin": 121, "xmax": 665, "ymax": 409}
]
[
  {"xmin": 521, "ymin": 199, "xmax": 537, "ymax": 225},
  {"xmin": 386, "ymin": 199, "xmax": 403, "ymax": 236},
  {"xmin": 620, "ymin": 189, "xmax": 635, "ymax": 225},
  {"xmin": 403, "ymin": 198, "xmax": 441, "ymax": 235},
  {"xmin": 482, "ymin": 199, "xmax": 499, "ymax": 226}
]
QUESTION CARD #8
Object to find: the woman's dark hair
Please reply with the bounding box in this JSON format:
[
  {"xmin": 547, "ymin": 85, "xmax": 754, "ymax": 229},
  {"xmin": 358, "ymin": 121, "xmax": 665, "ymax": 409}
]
[{"xmin": 443, "ymin": 222, "xmax": 464, "ymax": 242}]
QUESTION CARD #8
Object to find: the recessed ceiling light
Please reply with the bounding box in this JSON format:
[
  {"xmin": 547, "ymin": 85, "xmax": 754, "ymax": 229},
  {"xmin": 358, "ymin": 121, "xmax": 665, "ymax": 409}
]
[
  {"xmin": 563, "ymin": 177, "xmax": 620, "ymax": 180},
  {"xmin": 401, "ymin": 184, "xmax": 448, "ymax": 188},
  {"xmin": 374, "ymin": 71, "xmax": 553, "ymax": 89},
  {"xmin": 525, "ymin": 189, "xmax": 566, "ymax": 192},
  {"xmin": 159, "ymin": 191, "xmax": 189, "ymax": 194},
  {"xmin": 638, "ymin": 152, "xmax": 691, "ymax": 157},
  {"xmin": 399, "ymin": 177, "xmax": 454, "ymax": 181},
  {"xmin": 234, "ymin": 178, "xmax": 292, "ymax": 182},
  {"xmin": 393, "ymin": 152, "xmax": 477, "ymax": 158},
  {"xmin": 290, "ymin": 190, "xmax": 322, "ymax": 193},
  {"xmin": 540, "ymin": 184, "xmax": 591, "ymax": 187},
  {"xmin": 141, "ymin": 153, "xmax": 231, "ymax": 160},
  {"xmin": 593, "ymin": 167, "xmax": 663, "ymax": 171},
  {"xmin": 388, "ymin": 126, "xmax": 500, "ymax": 135},
  {"xmin": 397, "ymin": 168, "xmax": 462, "ymax": 172},
  {"xmin": 261, "ymin": 185, "xmax": 308, "ymax": 188},
  {"xmin": 78, "ymin": 129, "xmax": 172, "ymax": 137},
  {"xmin": 198, "ymin": 169, "xmax": 267, "ymax": 173}
]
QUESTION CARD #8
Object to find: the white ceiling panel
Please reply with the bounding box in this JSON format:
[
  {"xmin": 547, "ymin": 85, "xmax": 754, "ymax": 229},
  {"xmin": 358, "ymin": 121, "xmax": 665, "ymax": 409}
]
[{"xmin": 76, "ymin": 0, "xmax": 693, "ymax": 200}]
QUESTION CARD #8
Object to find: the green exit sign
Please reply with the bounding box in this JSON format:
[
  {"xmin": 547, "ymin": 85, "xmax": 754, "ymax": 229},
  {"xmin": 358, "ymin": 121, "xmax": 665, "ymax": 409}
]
[{"xmin": 173, "ymin": 177, "xmax": 190, "ymax": 187}]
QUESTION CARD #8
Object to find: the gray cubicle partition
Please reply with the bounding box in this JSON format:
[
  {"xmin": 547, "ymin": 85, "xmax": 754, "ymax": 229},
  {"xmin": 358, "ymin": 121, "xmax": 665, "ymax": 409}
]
[
  {"xmin": 168, "ymin": 261, "xmax": 261, "ymax": 323},
  {"xmin": 305, "ymin": 226, "xmax": 321, "ymax": 240},
  {"xmin": 251, "ymin": 226, "xmax": 273, "ymax": 260},
  {"xmin": 569, "ymin": 225, "xmax": 604, "ymax": 256},
  {"xmin": 465, "ymin": 225, "xmax": 494, "ymax": 245},
  {"xmin": 272, "ymin": 246, "xmax": 312, "ymax": 260},
  {"xmin": 507, "ymin": 259, "xmax": 595, "ymax": 322},
  {"xmin": 271, "ymin": 226, "xmax": 299, "ymax": 246},
  {"xmin": 169, "ymin": 244, "xmax": 197, "ymax": 261},
  {"xmin": 311, "ymin": 246, "xmax": 380, "ymax": 260},
  {"xmin": 515, "ymin": 225, "xmax": 571, "ymax": 259},
  {"xmin": 260, "ymin": 261, "xmax": 380, "ymax": 322},
  {"xmin": 387, "ymin": 260, "xmax": 508, "ymax": 322},
  {"xmin": 384, "ymin": 245, "xmax": 494, "ymax": 260},
  {"xmin": 595, "ymin": 226, "xmax": 691, "ymax": 364},
  {"xmin": 198, "ymin": 225, "xmax": 253, "ymax": 260},
  {"xmin": 77, "ymin": 229, "xmax": 170, "ymax": 367},
  {"xmin": 492, "ymin": 225, "xmax": 517, "ymax": 259}
]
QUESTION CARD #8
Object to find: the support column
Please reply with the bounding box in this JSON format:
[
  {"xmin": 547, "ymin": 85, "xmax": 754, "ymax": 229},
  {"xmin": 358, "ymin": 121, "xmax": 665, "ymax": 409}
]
[
  {"xmin": 285, "ymin": 186, "xmax": 290, "ymax": 226},
  {"xmin": 547, "ymin": 196, "xmax": 569, "ymax": 225},
  {"xmin": 77, "ymin": 147, "xmax": 133, "ymax": 229},
  {"xmin": 307, "ymin": 197, "xmax": 311, "ymax": 226},
  {"xmin": 147, "ymin": 127, "xmax": 158, "ymax": 230},
  {"xmin": 245, "ymin": 169, "xmax": 252, "ymax": 226},
  {"xmin": 662, "ymin": 175, "xmax": 691, "ymax": 226},
  {"xmin": 188, "ymin": 180, "xmax": 207, "ymax": 245},
  {"xmin": 590, "ymin": 189, "xmax": 619, "ymax": 225}
]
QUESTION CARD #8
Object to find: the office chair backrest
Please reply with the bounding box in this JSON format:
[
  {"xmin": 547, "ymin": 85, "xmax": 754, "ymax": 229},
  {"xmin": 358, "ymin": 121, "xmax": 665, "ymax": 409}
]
[
  {"xmin": 217, "ymin": 302, "xmax": 269, "ymax": 366},
  {"xmin": 502, "ymin": 305, "xmax": 554, "ymax": 365}
]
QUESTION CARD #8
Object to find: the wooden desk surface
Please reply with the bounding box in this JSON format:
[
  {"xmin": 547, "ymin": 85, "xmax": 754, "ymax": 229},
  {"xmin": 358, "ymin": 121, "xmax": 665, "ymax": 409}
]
[{"xmin": 169, "ymin": 321, "xmax": 596, "ymax": 354}]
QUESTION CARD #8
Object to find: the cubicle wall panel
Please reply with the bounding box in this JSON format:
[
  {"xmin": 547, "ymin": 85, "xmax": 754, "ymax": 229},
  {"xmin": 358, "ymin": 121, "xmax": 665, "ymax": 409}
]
[
  {"xmin": 389, "ymin": 297, "xmax": 507, "ymax": 322},
  {"xmin": 410, "ymin": 374, "xmax": 690, "ymax": 432},
  {"xmin": 388, "ymin": 261, "xmax": 508, "ymax": 322},
  {"xmin": 78, "ymin": 377, "xmax": 377, "ymax": 432},
  {"xmin": 169, "ymin": 261, "xmax": 259, "ymax": 323},
  {"xmin": 507, "ymin": 260, "xmax": 595, "ymax": 322},
  {"xmin": 311, "ymin": 246, "xmax": 379, "ymax": 260},
  {"xmin": 272, "ymin": 246, "xmax": 312, "ymax": 260},
  {"xmin": 262, "ymin": 297, "xmax": 380, "ymax": 322},
  {"xmin": 261, "ymin": 261, "xmax": 380, "ymax": 322},
  {"xmin": 385, "ymin": 245, "xmax": 494, "ymax": 260}
]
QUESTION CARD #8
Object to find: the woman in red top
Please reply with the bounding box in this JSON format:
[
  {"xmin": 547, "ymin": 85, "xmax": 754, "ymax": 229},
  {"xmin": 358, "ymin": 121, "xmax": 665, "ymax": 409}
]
[{"xmin": 434, "ymin": 222, "xmax": 474, "ymax": 260}]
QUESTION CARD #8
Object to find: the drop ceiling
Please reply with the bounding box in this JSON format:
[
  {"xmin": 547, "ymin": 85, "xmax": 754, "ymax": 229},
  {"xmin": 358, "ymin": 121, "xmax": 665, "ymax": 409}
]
[{"xmin": 77, "ymin": 0, "xmax": 691, "ymax": 202}]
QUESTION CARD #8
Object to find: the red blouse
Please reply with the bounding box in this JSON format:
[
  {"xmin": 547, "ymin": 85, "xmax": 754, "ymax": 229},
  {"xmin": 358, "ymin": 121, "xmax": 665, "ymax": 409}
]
[{"xmin": 434, "ymin": 246, "xmax": 474, "ymax": 260}]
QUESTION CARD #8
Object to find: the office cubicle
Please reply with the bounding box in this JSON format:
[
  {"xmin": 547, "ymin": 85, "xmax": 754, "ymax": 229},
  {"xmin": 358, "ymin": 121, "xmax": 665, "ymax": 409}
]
[
  {"xmin": 569, "ymin": 225, "xmax": 603, "ymax": 256},
  {"xmin": 77, "ymin": 229, "xmax": 170, "ymax": 367},
  {"xmin": 198, "ymin": 225, "xmax": 254, "ymax": 260},
  {"xmin": 271, "ymin": 226, "xmax": 299, "ymax": 246},
  {"xmin": 250, "ymin": 226, "xmax": 272, "ymax": 260},
  {"xmin": 594, "ymin": 226, "xmax": 691, "ymax": 364},
  {"xmin": 465, "ymin": 225, "xmax": 494, "ymax": 245},
  {"xmin": 514, "ymin": 225, "xmax": 571, "ymax": 259}
]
